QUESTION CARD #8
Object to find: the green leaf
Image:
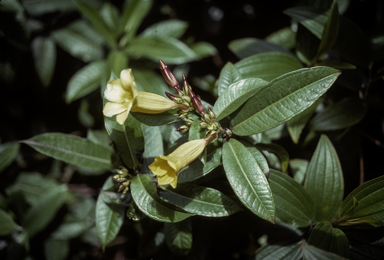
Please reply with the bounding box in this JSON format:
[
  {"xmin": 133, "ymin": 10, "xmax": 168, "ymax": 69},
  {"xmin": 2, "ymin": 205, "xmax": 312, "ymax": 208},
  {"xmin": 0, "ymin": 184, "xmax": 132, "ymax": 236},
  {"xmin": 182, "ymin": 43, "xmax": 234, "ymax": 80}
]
[
  {"xmin": 22, "ymin": 0, "xmax": 75, "ymax": 15},
  {"xmin": 265, "ymin": 27, "xmax": 296, "ymax": 50},
  {"xmin": 32, "ymin": 36, "xmax": 56, "ymax": 87},
  {"xmin": 256, "ymin": 143, "xmax": 289, "ymax": 172},
  {"xmin": 241, "ymin": 141, "xmax": 269, "ymax": 175},
  {"xmin": 78, "ymin": 99, "xmax": 94, "ymax": 128},
  {"xmin": 87, "ymin": 129, "xmax": 113, "ymax": 152},
  {"xmin": 0, "ymin": 141, "xmax": 19, "ymax": 173},
  {"xmin": 304, "ymin": 135, "xmax": 344, "ymax": 222},
  {"xmin": 44, "ymin": 240, "xmax": 69, "ymax": 260},
  {"xmin": 119, "ymin": 0, "xmax": 152, "ymax": 35},
  {"xmin": 217, "ymin": 62, "xmax": 243, "ymax": 96},
  {"xmin": 141, "ymin": 124, "xmax": 163, "ymax": 172},
  {"xmin": 235, "ymin": 52, "xmax": 303, "ymax": 81},
  {"xmin": 287, "ymin": 98, "xmax": 322, "ymax": 144},
  {"xmin": 65, "ymin": 60, "xmax": 107, "ymax": 103},
  {"xmin": 315, "ymin": 60, "xmax": 356, "ymax": 69},
  {"xmin": 96, "ymin": 177, "xmax": 125, "ymax": 250},
  {"xmin": 178, "ymin": 145, "xmax": 221, "ymax": 183},
  {"xmin": 0, "ymin": 208, "xmax": 21, "ymax": 235},
  {"xmin": 131, "ymin": 174, "xmax": 194, "ymax": 223},
  {"xmin": 190, "ymin": 41, "xmax": 217, "ymax": 58},
  {"xmin": 164, "ymin": 220, "xmax": 192, "ymax": 256},
  {"xmin": 141, "ymin": 20, "xmax": 188, "ymax": 38},
  {"xmin": 188, "ymin": 119, "xmax": 205, "ymax": 141},
  {"xmin": 131, "ymin": 110, "xmax": 179, "ymax": 126},
  {"xmin": 302, "ymin": 242, "xmax": 348, "ymax": 260},
  {"xmin": 22, "ymin": 185, "xmax": 68, "ymax": 237},
  {"xmin": 314, "ymin": 1, "xmax": 340, "ymax": 61},
  {"xmin": 76, "ymin": 1, "xmax": 116, "ymax": 48},
  {"xmin": 222, "ymin": 139, "xmax": 275, "ymax": 222},
  {"xmin": 254, "ymin": 241, "xmax": 302, "ymax": 260},
  {"xmin": 295, "ymin": 24, "xmax": 320, "ymax": 65},
  {"xmin": 52, "ymin": 22, "xmax": 103, "ymax": 62},
  {"xmin": 107, "ymin": 50, "xmax": 128, "ymax": 76},
  {"xmin": 229, "ymin": 38, "xmax": 292, "ymax": 59},
  {"xmin": 269, "ymin": 170, "xmax": 315, "ymax": 227},
  {"xmin": 104, "ymin": 115, "xmax": 144, "ymax": 169},
  {"xmin": 308, "ymin": 221, "xmax": 350, "ymax": 258},
  {"xmin": 214, "ymin": 78, "xmax": 268, "ymax": 121},
  {"xmin": 21, "ymin": 133, "xmax": 113, "ymax": 170},
  {"xmin": 341, "ymin": 175, "xmax": 384, "ymax": 222},
  {"xmin": 133, "ymin": 69, "xmax": 169, "ymax": 97},
  {"xmin": 126, "ymin": 36, "xmax": 197, "ymax": 64},
  {"xmin": 289, "ymin": 159, "xmax": 309, "ymax": 184},
  {"xmin": 100, "ymin": 2, "xmax": 119, "ymax": 31},
  {"xmin": 230, "ymin": 67, "xmax": 340, "ymax": 136},
  {"xmin": 159, "ymin": 183, "xmax": 242, "ymax": 217},
  {"xmin": 309, "ymin": 98, "xmax": 366, "ymax": 131}
]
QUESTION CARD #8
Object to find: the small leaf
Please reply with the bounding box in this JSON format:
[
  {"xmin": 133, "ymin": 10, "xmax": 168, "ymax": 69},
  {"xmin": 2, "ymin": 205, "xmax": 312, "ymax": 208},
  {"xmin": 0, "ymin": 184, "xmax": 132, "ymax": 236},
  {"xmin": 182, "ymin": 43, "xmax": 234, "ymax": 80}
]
[
  {"xmin": 159, "ymin": 183, "xmax": 242, "ymax": 217},
  {"xmin": 22, "ymin": 185, "xmax": 68, "ymax": 238},
  {"xmin": 241, "ymin": 141, "xmax": 269, "ymax": 175},
  {"xmin": 119, "ymin": 0, "xmax": 152, "ymax": 35},
  {"xmin": 229, "ymin": 38, "xmax": 292, "ymax": 59},
  {"xmin": 304, "ymin": 135, "xmax": 344, "ymax": 222},
  {"xmin": 126, "ymin": 36, "xmax": 197, "ymax": 64},
  {"xmin": 265, "ymin": 27, "xmax": 296, "ymax": 50},
  {"xmin": 309, "ymin": 98, "xmax": 366, "ymax": 131},
  {"xmin": 32, "ymin": 36, "xmax": 56, "ymax": 87},
  {"xmin": 235, "ymin": 52, "xmax": 303, "ymax": 81},
  {"xmin": 214, "ymin": 78, "xmax": 268, "ymax": 121},
  {"xmin": 217, "ymin": 62, "xmax": 243, "ymax": 96},
  {"xmin": 308, "ymin": 221, "xmax": 350, "ymax": 258},
  {"xmin": 96, "ymin": 177, "xmax": 125, "ymax": 250},
  {"xmin": 269, "ymin": 169, "xmax": 315, "ymax": 227},
  {"xmin": 230, "ymin": 67, "xmax": 340, "ymax": 136},
  {"xmin": 141, "ymin": 19, "xmax": 188, "ymax": 38},
  {"xmin": 0, "ymin": 208, "xmax": 21, "ymax": 235},
  {"xmin": 164, "ymin": 219, "xmax": 192, "ymax": 256},
  {"xmin": 223, "ymin": 139, "xmax": 275, "ymax": 222},
  {"xmin": 141, "ymin": 124, "xmax": 163, "ymax": 172},
  {"xmin": 131, "ymin": 174, "xmax": 194, "ymax": 223},
  {"xmin": 0, "ymin": 141, "xmax": 19, "ymax": 173},
  {"xmin": 256, "ymin": 143, "xmax": 289, "ymax": 172},
  {"xmin": 131, "ymin": 110, "xmax": 179, "ymax": 126},
  {"xmin": 21, "ymin": 133, "xmax": 113, "ymax": 170},
  {"xmin": 341, "ymin": 175, "xmax": 384, "ymax": 223},
  {"xmin": 104, "ymin": 115, "xmax": 144, "ymax": 169},
  {"xmin": 66, "ymin": 60, "xmax": 107, "ymax": 103}
]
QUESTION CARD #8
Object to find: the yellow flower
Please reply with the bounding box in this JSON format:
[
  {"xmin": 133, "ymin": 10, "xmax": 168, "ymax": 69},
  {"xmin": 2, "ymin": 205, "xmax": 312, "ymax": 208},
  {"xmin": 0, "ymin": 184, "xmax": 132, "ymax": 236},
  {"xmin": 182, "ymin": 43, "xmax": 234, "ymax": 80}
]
[
  {"xmin": 148, "ymin": 138, "xmax": 208, "ymax": 188},
  {"xmin": 103, "ymin": 69, "xmax": 179, "ymax": 125}
]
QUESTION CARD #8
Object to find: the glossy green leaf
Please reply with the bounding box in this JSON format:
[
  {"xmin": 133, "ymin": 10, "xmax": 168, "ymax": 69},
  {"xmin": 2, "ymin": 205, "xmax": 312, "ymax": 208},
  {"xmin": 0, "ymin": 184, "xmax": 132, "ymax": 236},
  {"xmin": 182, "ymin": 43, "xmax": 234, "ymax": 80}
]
[
  {"xmin": 265, "ymin": 27, "xmax": 296, "ymax": 50},
  {"xmin": 96, "ymin": 177, "xmax": 125, "ymax": 250},
  {"xmin": 230, "ymin": 67, "xmax": 340, "ymax": 136},
  {"xmin": 315, "ymin": 1, "xmax": 340, "ymax": 61},
  {"xmin": 308, "ymin": 221, "xmax": 350, "ymax": 258},
  {"xmin": 235, "ymin": 52, "xmax": 303, "ymax": 81},
  {"xmin": 44, "ymin": 240, "xmax": 69, "ymax": 260},
  {"xmin": 0, "ymin": 141, "xmax": 19, "ymax": 173},
  {"xmin": 104, "ymin": 115, "xmax": 144, "ymax": 168},
  {"xmin": 141, "ymin": 124, "xmax": 163, "ymax": 172},
  {"xmin": 119, "ymin": 0, "xmax": 152, "ymax": 35},
  {"xmin": 223, "ymin": 139, "xmax": 275, "ymax": 222},
  {"xmin": 214, "ymin": 78, "xmax": 268, "ymax": 121},
  {"xmin": 0, "ymin": 208, "xmax": 21, "ymax": 235},
  {"xmin": 241, "ymin": 141, "xmax": 269, "ymax": 175},
  {"xmin": 217, "ymin": 62, "xmax": 243, "ymax": 96},
  {"xmin": 21, "ymin": 133, "xmax": 113, "ymax": 170},
  {"xmin": 107, "ymin": 50, "xmax": 128, "ymax": 76},
  {"xmin": 269, "ymin": 169, "xmax": 315, "ymax": 227},
  {"xmin": 304, "ymin": 135, "xmax": 344, "ymax": 222},
  {"xmin": 254, "ymin": 241, "xmax": 302, "ymax": 260},
  {"xmin": 178, "ymin": 144, "xmax": 221, "ymax": 183},
  {"xmin": 341, "ymin": 175, "xmax": 384, "ymax": 222},
  {"xmin": 309, "ymin": 98, "xmax": 366, "ymax": 131},
  {"xmin": 87, "ymin": 129, "xmax": 113, "ymax": 152},
  {"xmin": 32, "ymin": 36, "xmax": 56, "ymax": 87},
  {"xmin": 159, "ymin": 183, "xmax": 242, "ymax": 217},
  {"xmin": 76, "ymin": 1, "xmax": 116, "ymax": 48},
  {"xmin": 52, "ymin": 22, "xmax": 103, "ymax": 62},
  {"xmin": 256, "ymin": 143, "xmax": 289, "ymax": 172},
  {"xmin": 133, "ymin": 69, "xmax": 169, "ymax": 96},
  {"xmin": 131, "ymin": 110, "xmax": 179, "ymax": 126},
  {"xmin": 126, "ymin": 36, "xmax": 197, "ymax": 64},
  {"xmin": 131, "ymin": 174, "xmax": 194, "ymax": 222},
  {"xmin": 289, "ymin": 159, "xmax": 309, "ymax": 184},
  {"xmin": 287, "ymin": 98, "xmax": 322, "ymax": 144},
  {"xmin": 164, "ymin": 219, "xmax": 192, "ymax": 256},
  {"xmin": 22, "ymin": 185, "xmax": 68, "ymax": 237},
  {"xmin": 302, "ymin": 242, "xmax": 348, "ymax": 260},
  {"xmin": 141, "ymin": 19, "xmax": 188, "ymax": 38},
  {"xmin": 229, "ymin": 38, "xmax": 292, "ymax": 59},
  {"xmin": 188, "ymin": 119, "xmax": 205, "ymax": 141},
  {"xmin": 66, "ymin": 60, "xmax": 107, "ymax": 103},
  {"xmin": 315, "ymin": 60, "xmax": 356, "ymax": 69}
]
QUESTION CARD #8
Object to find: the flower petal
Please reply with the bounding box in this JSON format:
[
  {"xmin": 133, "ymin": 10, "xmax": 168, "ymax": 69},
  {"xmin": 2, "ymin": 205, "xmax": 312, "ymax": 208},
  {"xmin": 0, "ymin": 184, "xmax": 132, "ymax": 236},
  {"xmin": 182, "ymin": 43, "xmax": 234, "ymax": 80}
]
[
  {"xmin": 104, "ymin": 79, "xmax": 131, "ymax": 103},
  {"xmin": 103, "ymin": 102, "xmax": 128, "ymax": 117},
  {"xmin": 158, "ymin": 174, "xmax": 176, "ymax": 186},
  {"xmin": 120, "ymin": 69, "xmax": 135, "ymax": 91},
  {"xmin": 131, "ymin": 91, "xmax": 177, "ymax": 114}
]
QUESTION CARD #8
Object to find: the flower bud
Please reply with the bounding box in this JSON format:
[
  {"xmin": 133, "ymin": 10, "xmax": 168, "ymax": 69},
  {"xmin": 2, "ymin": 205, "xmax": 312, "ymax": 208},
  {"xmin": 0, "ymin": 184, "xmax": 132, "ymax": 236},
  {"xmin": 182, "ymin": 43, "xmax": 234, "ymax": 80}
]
[
  {"xmin": 186, "ymin": 117, "xmax": 194, "ymax": 126},
  {"xmin": 176, "ymin": 125, "xmax": 189, "ymax": 133},
  {"xmin": 159, "ymin": 59, "xmax": 182, "ymax": 94},
  {"xmin": 165, "ymin": 91, "xmax": 179, "ymax": 102},
  {"xmin": 182, "ymin": 74, "xmax": 189, "ymax": 95},
  {"xmin": 181, "ymin": 95, "xmax": 191, "ymax": 103},
  {"xmin": 200, "ymin": 121, "xmax": 208, "ymax": 128},
  {"xmin": 191, "ymin": 96, "xmax": 206, "ymax": 114},
  {"xmin": 208, "ymin": 107, "xmax": 216, "ymax": 120}
]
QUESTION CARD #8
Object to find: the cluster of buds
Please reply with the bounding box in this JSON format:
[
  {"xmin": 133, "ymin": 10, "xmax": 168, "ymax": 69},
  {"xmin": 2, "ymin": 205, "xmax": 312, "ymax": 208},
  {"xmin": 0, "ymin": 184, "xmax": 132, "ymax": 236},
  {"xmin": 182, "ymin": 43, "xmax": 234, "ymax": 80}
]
[
  {"xmin": 112, "ymin": 166, "xmax": 133, "ymax": 194},
  {"xmin": 199, "ymin": 107, "xmax": 220, "ymax": 143}
]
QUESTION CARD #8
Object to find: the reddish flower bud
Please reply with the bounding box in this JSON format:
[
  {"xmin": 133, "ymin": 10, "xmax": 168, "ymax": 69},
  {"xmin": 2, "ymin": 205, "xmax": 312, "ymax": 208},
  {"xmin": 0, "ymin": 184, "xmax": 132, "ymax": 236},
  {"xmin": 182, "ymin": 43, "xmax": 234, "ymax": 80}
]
[
  {"xmin": 165, "ymin": 91, "xmax": 178, "ymax": 101},
  {"xmin": 191, "ymin": 96, "xmax": 206, "ymax": 114},
  {"xmin": 159, "ymin": 59, "xmax": 181, "ymax": 94},
  {"xmin": 182, "ymin": 74, "xmax": 189, "ymax": 94}
]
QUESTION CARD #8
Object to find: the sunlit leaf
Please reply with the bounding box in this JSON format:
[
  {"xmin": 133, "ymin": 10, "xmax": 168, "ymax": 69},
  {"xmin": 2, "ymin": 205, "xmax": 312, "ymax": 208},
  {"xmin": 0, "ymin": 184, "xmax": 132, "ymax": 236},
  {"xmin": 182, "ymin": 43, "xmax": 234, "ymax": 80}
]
[
  {"xmin": 107, "ymin": 50, "xmax": 128, "ymax": 76},
  {"xmin": 190, "ymin": 41, "xmax": 217, "ymax": 58},
  {"xmin": 141, "ymin": 124, "xmax": 163, "ymax": 172}
]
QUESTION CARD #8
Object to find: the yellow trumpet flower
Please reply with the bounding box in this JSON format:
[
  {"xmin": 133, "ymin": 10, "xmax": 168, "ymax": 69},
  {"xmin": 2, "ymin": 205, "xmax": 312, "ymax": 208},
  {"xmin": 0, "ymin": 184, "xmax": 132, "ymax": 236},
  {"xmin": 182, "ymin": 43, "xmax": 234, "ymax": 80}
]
[
  {"xmin": 103, "ymin": 69, "xmax": 181, "ymax": 125},
  {"xmin": 149, "ymin": 138, "xmax": 208, "ymax": 188}
]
